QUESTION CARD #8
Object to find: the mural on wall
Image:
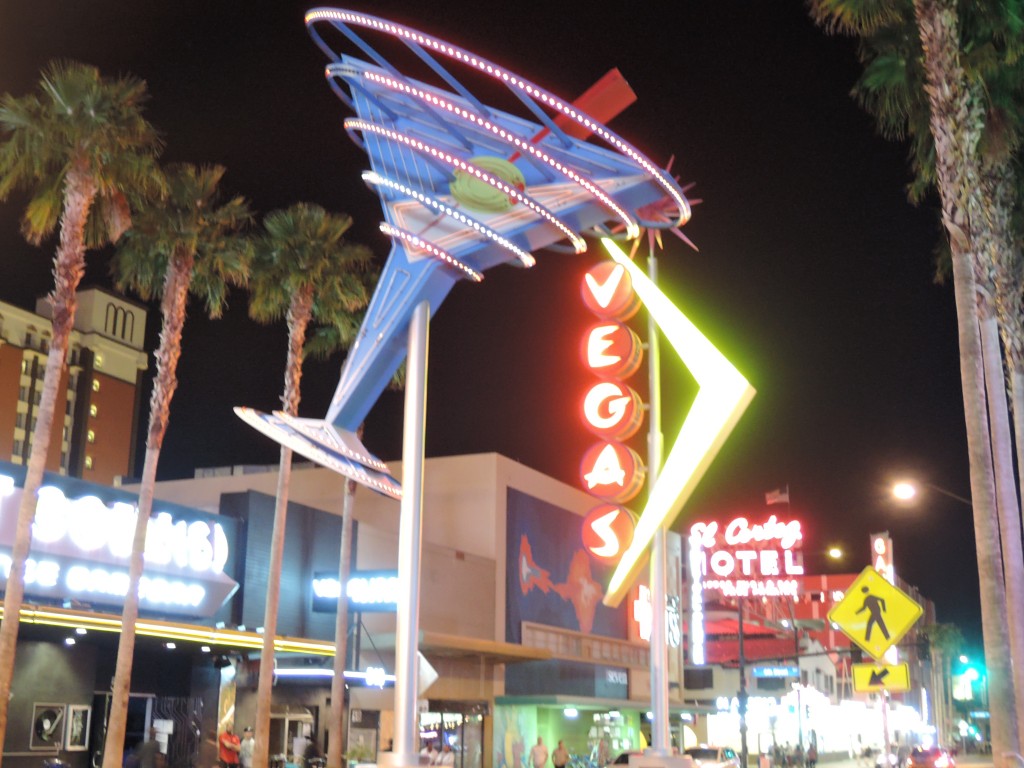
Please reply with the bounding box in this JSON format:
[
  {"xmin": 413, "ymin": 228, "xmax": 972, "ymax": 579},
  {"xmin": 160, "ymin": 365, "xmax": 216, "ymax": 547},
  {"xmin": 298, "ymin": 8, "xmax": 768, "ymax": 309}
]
[
  {"xmin": 493, "ymin": 704, "xmax": 535, "ymax": 768},
  {"xmin": 506, "ymin": 489, "xmax": 626, "ymax": 642}
]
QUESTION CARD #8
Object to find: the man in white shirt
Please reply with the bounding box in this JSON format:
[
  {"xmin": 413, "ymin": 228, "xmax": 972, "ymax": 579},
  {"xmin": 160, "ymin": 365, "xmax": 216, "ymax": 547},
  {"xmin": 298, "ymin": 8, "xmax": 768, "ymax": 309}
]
[
  {"xmin": 437, "ymin": 744, "xmax": 455, "ymax": 766},
  {"xmin": 239, "ymin": 728, "xmax": 255, "ymax": 768},
  {"xmin": 530, "ymin": 738, "xmax": 549, "ymax": 768}
]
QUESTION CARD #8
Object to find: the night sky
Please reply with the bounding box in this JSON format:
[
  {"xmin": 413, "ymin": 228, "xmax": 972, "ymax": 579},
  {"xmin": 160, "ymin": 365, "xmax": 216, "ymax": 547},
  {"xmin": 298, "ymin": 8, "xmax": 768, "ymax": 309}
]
[{"xmin": 0, "ymin": 3, "xmax": 979, "ymax": 648}]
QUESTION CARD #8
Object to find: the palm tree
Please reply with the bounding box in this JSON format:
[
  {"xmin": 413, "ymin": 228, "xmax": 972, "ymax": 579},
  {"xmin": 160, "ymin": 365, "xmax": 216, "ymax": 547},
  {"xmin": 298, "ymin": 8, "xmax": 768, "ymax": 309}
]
[
  {"xmin": 807, "ymin": 0, "xmax": 1022, "ymax": 756},
  {"xmin": 247, "ymin": 204, "xmax": 373, "ymax": 768},
  {"xmin": 102, "ymin": 163, "xmax": 252, "ymax": 768},
  {"xmin": 0, "ymin": 60, "xmax": 162, "ymax": 762},
  {"xmin": 920, "ymin": 623, "xmax": 964, "ymax": 744}
]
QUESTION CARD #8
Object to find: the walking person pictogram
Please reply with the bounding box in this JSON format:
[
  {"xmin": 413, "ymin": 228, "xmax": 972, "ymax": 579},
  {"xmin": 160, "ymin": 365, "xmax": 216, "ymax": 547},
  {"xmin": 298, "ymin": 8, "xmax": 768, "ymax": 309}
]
[{"xmin": 856, "ymin": 585, "xmax": 890, "ymax": 642}]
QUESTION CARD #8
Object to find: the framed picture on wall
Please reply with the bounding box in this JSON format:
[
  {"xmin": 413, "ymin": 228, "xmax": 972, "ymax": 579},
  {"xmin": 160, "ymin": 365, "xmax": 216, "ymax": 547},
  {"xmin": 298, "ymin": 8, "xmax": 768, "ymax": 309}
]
[
  {"xmin": 29, "ymin": 703, "xmax": 64, "ymax": 751},
  {"xmin": 66, "ymin": 705, "xmax": 91, "ymax": 751}
]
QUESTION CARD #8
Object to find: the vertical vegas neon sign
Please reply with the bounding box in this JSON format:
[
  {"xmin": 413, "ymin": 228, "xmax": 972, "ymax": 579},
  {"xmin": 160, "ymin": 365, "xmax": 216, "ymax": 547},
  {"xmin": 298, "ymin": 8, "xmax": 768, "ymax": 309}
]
[{"xmin": 579, "ymin": 262, "xmax": 643, "ymax": 562}]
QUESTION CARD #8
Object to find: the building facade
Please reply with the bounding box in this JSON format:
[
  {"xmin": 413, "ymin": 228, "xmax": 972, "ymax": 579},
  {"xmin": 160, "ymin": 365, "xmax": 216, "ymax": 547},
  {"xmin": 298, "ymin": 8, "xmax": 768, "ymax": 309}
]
[
  {"xmin": 0, "ymin": 288, "xmax": 148, "ymax": 485},
  {"xmin": 0, "ymin": 453, "xmax": 948, "ymax": 768}
]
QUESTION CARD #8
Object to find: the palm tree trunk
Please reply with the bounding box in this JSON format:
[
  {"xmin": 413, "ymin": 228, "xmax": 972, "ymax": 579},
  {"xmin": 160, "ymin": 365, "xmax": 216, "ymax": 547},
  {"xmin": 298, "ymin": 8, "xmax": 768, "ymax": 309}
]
[
  {"xmin": 911, "ymin": 0, "xmax": 1019, "ymax": 760},
  {"xmin": 980, "ymin": 307, "xmax": 1024, "ymax": 730},
  {"xmin": 102, "ymin": 250, "xmax": 194, "ymax": 768},
  {"xmin": 984, "ymin": 159, "xmax": 1024, "ymax": 741},
  {"xmin": 0, "ymin": 165, "xmax": 96, "ymax": 765},
  {"xmin": 255, "ymin": 287, "xmax": 314, "ymax": 768},
  {"xmin": 328, "ymin": 477, "xmax": 356, "ymax": 768}
]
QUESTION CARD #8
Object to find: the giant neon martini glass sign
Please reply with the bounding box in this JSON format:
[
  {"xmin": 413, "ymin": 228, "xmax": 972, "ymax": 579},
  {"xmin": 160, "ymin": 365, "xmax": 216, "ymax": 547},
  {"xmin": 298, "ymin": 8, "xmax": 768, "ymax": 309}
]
[{"xmin": 234, "ymin": 5, "xmax": 752, "ymax": 615}]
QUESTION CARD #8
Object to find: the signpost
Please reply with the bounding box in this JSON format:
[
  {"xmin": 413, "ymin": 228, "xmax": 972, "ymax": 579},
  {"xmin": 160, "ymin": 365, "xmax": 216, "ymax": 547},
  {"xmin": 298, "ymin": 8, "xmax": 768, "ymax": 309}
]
[{"xmin": 830, "ymin": 566, "xmax": 923, "ymax": 762}]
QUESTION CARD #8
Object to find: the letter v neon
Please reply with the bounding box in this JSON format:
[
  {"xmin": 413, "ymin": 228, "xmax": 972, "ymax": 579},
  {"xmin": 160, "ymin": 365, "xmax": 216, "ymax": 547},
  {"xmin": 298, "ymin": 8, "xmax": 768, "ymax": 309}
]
[{"xmin": 584, "ymin": 264, "xmax": 627, "ymax": 309}]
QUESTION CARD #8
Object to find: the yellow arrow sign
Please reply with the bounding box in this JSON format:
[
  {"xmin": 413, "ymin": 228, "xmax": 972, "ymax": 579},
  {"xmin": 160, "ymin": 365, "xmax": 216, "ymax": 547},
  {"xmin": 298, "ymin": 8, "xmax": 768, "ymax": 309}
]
[
  {"xmin": 852, "ymin": 662, "xmax": 911, "ymax": 693},
  {"xmin": 828, "ymin": 566, "xmax": 922, "ymax": 661}
]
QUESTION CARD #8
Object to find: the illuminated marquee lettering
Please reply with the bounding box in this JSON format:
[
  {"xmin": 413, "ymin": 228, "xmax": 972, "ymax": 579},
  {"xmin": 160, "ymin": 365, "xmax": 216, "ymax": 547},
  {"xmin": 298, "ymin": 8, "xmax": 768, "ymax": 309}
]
[
  {"xmin": 580, "ymin": 442, "xmax": 645, "ymax": 503},
  {"xmin": 581, "ymin": 504, "xmax": 635, "ymax": 560},
  {"xmin": 28, "ymin": 480, "xmax": 229, "ymax": 575},
  {"xmin": 725, "ymin": 516, "xmax": 802, "ymax": 549},
  {"xmin": 0, "ymin": 554, "xmax": 60, "ymax": 588},
  {"xmin": 582, "ymin": 382, "xmax": 643, "ymax": 440},
  {"xmin": 688, "ymin": 530, "xmax": 706, "ymax": 665},
  {"xmin": 311, "ymin": 571, "xmax": 399, "ymax": 612},
  {"xmin": 871, "ymin": 532, "xmax": 898, "ymax": 663},
  {"xmin": 581, "ymin": 262, "xmax": 640, "ymax": 320},
  {"xmin": 632, "ymin": 584, "xmax": 682, "ymax": 647},
  {"xmin": 0, "ymin": 469, "xmax": 237, "ymax": 618},
  {"xmin": 578, "ymin": 263, "xmax": 643, "ymax": 561},
  {"xmin": 689, "ymin": 514, "xmax": 805, "ymax": 618},
  {"xmin": 0, "ymin": 555, "xmax": 206, "ymax": 609},
  {"xmin": 587, "ymin": 324, "xmax": 622, "ymax": 368},
  {"xmin": 582, "ymin": 322, "xmax": 643, "ymax": 378},
  {"xmin": 634, "ymin": 585, "xmax": 653, "ymax": 641}
]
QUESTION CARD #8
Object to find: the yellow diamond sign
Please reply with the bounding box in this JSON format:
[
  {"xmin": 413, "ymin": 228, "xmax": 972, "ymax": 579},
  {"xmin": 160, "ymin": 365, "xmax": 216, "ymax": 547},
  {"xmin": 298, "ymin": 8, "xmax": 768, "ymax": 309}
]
[
  {"xmin": 828, "ymin": 566, "xmax": 922, "ymax": 661},
  {"xmin": 852, "ymin": 662, "xmax": 911, "ymax": 693}
]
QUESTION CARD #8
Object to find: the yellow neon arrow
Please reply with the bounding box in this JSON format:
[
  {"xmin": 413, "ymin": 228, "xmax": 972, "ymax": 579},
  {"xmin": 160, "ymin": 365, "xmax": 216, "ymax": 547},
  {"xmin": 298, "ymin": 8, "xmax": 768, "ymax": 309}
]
[{"xmin": 601, "ymin": 238, "xmax": 756, "ymax": 606}]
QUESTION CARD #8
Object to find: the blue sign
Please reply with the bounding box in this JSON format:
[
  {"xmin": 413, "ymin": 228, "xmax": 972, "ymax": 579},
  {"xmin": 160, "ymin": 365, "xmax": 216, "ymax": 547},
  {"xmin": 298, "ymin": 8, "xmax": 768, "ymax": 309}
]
[
  {"xmin": 752, "ymin": 665, "xmax": 799, "ymax": 678},
  {"xmin": 311, "ymin": 569, "xmax": 399, "ymax": 613}
]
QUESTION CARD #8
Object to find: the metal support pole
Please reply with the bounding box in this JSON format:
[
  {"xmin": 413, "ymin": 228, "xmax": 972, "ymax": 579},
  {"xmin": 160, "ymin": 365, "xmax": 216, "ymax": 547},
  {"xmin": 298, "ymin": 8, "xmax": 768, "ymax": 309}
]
[
  {"xmin": 795, "ymin": 629, "xmax": 803, "ymax": 750},
  {"xmin": 881, "ymin": 691, "xmax": 891, "ymax": 763},
  {"xmin": 385, "ymin": 300, "xmax": 430, "ymax": 768},
  {"xmin": 647, "ymin": 248, "xmax": 670, "ymax": 756},
  {"xmin": 739, "ymin": 598, "xmax": 749, "ymax": 768}
]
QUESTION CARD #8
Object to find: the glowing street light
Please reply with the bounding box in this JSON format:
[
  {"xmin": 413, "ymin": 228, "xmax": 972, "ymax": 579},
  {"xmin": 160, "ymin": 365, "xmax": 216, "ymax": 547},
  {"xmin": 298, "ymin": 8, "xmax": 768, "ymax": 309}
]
[
  {"xmin": 891, "ymin": 479, "xmax": 971, "ymax": 507},
  {"xmin": 892, "ymin": 482, "xmax": 917, "ymax": 502},
  {"xmin": 828, "ymin": 546, "xmax": 843, "ymax": 560}
]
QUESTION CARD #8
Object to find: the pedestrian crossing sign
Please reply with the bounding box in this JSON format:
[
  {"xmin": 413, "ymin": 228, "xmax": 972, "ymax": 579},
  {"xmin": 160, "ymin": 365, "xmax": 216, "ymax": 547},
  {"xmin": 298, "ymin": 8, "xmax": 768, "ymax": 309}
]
[{"xmin": 828, "ymin": 566, "xmax": 923, "ymax": 662}]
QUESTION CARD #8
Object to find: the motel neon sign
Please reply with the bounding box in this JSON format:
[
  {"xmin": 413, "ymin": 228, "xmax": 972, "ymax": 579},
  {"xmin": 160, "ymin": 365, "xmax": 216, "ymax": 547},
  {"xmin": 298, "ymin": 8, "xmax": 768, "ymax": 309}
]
[{"xmin": 689, "ymin": 514, "xmax": 804, "ymax": 664}]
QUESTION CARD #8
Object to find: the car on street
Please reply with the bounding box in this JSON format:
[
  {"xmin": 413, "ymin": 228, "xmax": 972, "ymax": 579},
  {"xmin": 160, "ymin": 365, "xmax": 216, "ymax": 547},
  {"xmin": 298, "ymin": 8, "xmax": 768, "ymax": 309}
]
[
  {"xmin": 907, "ymin": 747, "xmax": 955, "ymax": 768},
  {"xmin": 684, "ymin": 746, "xmax": 741, "ymax": 768}
]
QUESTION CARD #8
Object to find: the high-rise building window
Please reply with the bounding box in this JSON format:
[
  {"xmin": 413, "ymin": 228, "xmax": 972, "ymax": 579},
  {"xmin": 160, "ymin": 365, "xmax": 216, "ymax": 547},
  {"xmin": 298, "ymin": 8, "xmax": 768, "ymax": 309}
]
[
  {"xmin": 95, "ymin": 354, "xmax": 104, "ymax": 368},
  {"xmin": 20, "ymin": 360, "xmax": 27, "ymax": 375},
  {"xmin": 18, "ymin": 387, "xmax": 26, "ymax": 402},
  {"xmin": 12, "ymin": 440, "xmax": 22, "ymax": 455},
  {"xmin": 66, "ymin": 401, "xmax": 73, "ymax": 416},
  {"xmin": 90, "ymin": 404, "xmax": 98, "ymax": 418}
]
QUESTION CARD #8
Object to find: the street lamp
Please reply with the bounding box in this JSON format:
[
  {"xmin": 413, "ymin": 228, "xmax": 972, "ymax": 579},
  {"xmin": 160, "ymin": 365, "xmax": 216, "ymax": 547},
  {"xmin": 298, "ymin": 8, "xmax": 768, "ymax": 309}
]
[{"xmin": 891, "ymin": 479, "xmax": 971, "ymax": 507}]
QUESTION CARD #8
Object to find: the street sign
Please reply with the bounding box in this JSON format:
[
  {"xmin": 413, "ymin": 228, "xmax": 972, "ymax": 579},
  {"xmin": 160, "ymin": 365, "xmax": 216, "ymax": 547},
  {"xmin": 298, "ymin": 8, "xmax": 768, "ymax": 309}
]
[
  {"xmin": 752, "ymin": 665, "xmax": 799, "ymax": 679},
  {"xmin": 852, "ymin": 662, "xmax": 911, "ymax": 693},
  {"xmin": 828, "ymin": 566, "xmax": 923, "ymax": 661}
]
